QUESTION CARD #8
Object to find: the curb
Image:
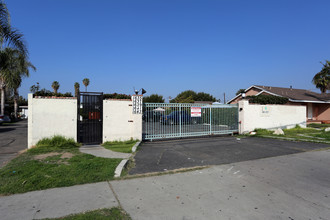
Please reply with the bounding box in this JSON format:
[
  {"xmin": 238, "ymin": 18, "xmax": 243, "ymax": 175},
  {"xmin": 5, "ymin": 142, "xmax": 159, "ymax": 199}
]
[
  {"xmin": 114, "ymin": 159, "xmax": 128, "ymax": 178},
  {"xmin": 132, "ymin": 141, "xmax": 141, "ymax": 153},
  {"xmin": 114, "ymin": 141, "xmax": 142, "ymax": 178}
]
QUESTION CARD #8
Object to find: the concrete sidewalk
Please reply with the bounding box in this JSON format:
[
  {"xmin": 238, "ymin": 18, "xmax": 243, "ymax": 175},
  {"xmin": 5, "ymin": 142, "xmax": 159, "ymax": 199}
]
[
  {"xmin": 113, "ymin": 149, "xmax": 330, "ymax": 219},
  {"xmin": 79, "ymin": 145, "xmax": 131, "ymax": 159},
  {"xmin": 0, "ymin": 182, "xmax": 118, "ymax": 220},
  {"xmin": 1, "ymin": 150, "xmax": 330, "ymax": 219}
]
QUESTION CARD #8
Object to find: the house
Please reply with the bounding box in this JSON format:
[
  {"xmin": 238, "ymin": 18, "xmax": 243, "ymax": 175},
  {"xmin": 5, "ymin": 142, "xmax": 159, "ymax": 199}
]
[{"xmin": 228, "ymin": 85, "xmax": 330, "ymax": 124}]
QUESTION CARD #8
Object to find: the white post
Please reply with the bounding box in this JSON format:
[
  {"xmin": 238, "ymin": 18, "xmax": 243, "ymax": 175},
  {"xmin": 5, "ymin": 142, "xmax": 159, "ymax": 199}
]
[
  {"xmin": 27, "ymin": 93, "xmax": 33, "ymax": 148},
  {"xmin": 238, "ymin": 100, "xmax": 249, "ymax": 134}
]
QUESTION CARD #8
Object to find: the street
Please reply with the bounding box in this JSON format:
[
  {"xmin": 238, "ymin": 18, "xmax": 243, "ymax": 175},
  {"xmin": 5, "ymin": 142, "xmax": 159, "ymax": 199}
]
[{"xmin": 0, "ymin": 120, "xmax": 27, "ymax": 168}]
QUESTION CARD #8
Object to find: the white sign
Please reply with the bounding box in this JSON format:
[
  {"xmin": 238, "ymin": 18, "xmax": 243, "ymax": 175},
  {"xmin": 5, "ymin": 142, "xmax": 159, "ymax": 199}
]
[
  {"xmin": 191, "ymin": 107, "xmax": 202, "ymax": 117},
  {"xmin": 132, "ymin": 95, "xmax": 143, "ymax": 114}
]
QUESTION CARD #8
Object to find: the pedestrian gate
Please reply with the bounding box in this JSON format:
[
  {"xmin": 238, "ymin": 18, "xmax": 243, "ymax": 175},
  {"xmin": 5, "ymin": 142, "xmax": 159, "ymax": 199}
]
[
  {"xmin": 77, "ymin": 92, "xmax": 103, "ymax": 144},
  {"xmin": 143, "ymin": 103, "xmax": 238, "ymax": 141}
]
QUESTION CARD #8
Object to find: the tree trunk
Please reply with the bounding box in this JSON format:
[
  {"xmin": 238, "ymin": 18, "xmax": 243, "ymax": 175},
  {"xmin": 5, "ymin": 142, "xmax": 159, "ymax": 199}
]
[
  {"xmin": 1, "ymin": 87, "xmax": 5, "ymax": 115},
  {"xmin": 14, "ymin": 88, "xmax": 18, "ymax": 119},
  {"xmin": 0, "ymin": 77, "xmax": 5, "ymax": 115}
]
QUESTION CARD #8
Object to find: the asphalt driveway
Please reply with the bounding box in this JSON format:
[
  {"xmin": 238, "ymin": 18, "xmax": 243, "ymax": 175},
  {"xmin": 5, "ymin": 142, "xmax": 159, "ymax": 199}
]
[{"xmin": 129, "ymin": 136, "xmax": 329, "ymax": 174}]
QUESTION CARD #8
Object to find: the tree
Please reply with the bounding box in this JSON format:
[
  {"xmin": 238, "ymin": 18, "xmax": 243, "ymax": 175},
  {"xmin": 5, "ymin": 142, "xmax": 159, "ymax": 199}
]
[
  {"xmin": 0, "ymin": 48, "xmax": 34, "ymax": 115},
  {"xmin": 82, "ymin": 78, "xmax": 89, "ymax": 92},
  {"xmin": 171, "ymin": 90, "xmax": 216, "ymax": 103},
  {"xmin": 195, "ymin": 92, "xmax": 216, "ymax": 102},
  {"xmin": 235, "ymin": 89, "xmax": 245, "ymax": 96},
  {"xmin": 51, "ymin": 81, "xmax": 60, "ymax": 94},
  {"xmin": 312, "ymin": 60, "xmax": 330, "ymax": 93},
  {"xmin": 74, "ymin": 82, "xmax": 80, "ymax": 97},
  {"xmin": 30, "ymin": 82, "xmax": 39, "ymax": 93},
  {"xmin": 0, "ymin": 1, "xmax": 29, "ymax": 115},
  {"xmin": 171, "ymin": 90, "xmax": 196, "ymax": 103},
  {"xmin": 143, "ymin": 94, "xmax": 165, "ymax": 103},
  {"xmin": 8, "ymin": 53, "xmax": 35, "ymax": 118},
  {"xmin": 0, "ymin": 2, "xmax": 27, "ymax": 54}
]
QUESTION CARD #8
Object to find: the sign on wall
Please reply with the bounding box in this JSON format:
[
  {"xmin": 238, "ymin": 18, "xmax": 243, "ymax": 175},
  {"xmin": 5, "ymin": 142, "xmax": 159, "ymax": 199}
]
[
  {"xmin": 261, "ymin": 105, "xmax": 270, "ymax": 117},
  {"xmin": 132, "ymin": 95, "xmax": 143, "ymax": 114},
  {"xmin": 191, "ymin": 107, "xmax": 202, "ymax": 117}
]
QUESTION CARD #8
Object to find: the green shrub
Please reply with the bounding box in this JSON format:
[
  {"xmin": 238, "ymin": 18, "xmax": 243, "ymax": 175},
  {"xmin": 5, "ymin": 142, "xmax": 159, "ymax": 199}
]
[
  {"xmin": 30, "ymin": 136, "xmax": 79, "ymax": 153},
  {"xmin": 254, "ymin": 128, "xmax": 274, "ymax": 135},
  {"xmin": 247, "ymin": 95, "xmax": 288, "ymax": 104},
  {"xmin": 34, "ymin": 89, "xmax": 73, "ymax": 97},
  {"xmin": 282, "ymin": 127, "xmax": 317, "ymax": 136},
  {"xmin": 103, "ymin": 93, "xmax": 131, "ymax": 100},
  {"xmin": 307, "ymin": 123, "xmax": 330, "ymax": 128}
]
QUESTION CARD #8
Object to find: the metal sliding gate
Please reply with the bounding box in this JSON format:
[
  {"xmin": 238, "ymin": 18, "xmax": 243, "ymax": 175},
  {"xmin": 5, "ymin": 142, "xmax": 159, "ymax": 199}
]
[
  {"xmin": 77, "ymin": 92, "xmax": 103, "ymax": 144},
  {"xmin": 143, "ymin": 103, "xmax": 239, "ymax": 141}
]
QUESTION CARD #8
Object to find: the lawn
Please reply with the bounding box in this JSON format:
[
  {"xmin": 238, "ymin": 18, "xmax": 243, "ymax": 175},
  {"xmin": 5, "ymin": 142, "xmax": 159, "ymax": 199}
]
[
  {"xmin": 41, "ymin": 207, "xmax": 131, "ymax": 220},
  {"xmin": 253, "ymin": 126, "xmax": 330, "ymax": 143},
  {"xmin": 307, "ymin": 123, "xmax": 330, "ymax": 129},
  {"xmin": 102, "ymin": 139, "xmax": 138, "ymax": 153},
  {"xmin": 0, "ymin": 136, "xmax": 122, "ymax": 195}
]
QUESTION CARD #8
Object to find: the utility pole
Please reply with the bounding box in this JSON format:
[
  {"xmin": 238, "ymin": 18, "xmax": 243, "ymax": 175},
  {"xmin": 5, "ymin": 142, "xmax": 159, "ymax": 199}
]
[{"xmin": 223, "ymin": 93, "xmax": 226, "ymax": 104}]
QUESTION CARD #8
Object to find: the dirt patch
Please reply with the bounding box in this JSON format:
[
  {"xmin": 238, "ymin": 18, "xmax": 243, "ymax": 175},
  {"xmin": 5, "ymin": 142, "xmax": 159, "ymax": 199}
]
[
  {"xmin": 60, "ymin": 152, "xmax": 74, "ymax": 159},
  {"xmin": 34, "ymin": 152, "xmax": 61, "ymax": 160}
]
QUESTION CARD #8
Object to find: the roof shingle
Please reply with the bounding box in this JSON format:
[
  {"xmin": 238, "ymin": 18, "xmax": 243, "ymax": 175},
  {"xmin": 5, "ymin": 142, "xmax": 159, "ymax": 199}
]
[{"xmin": 253, "ymin": 85, "xmax": 330, "ymax": 102}]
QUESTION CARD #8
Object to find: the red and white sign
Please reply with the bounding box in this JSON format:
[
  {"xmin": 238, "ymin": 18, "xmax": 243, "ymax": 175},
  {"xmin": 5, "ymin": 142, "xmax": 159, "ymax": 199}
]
[{"xmin": 191, "ymin": 107, "xmax": 202, "ymax": 117}]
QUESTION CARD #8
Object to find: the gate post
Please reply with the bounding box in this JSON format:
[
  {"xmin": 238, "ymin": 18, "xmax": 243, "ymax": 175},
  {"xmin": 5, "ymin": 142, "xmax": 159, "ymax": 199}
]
[
  {"xmin": 179, "ymin": 104, "xmax": 182, "ymax": 137},
  {"xmin": 132, "ymin": 95, "xmax": 143, "ymax": 141},
  {"xmin": 238, "ymin": 100, "xmax": 249, "ymax": 134},
  {"xmin": 210, "ymin": 106, "xmax": 212, "ymax": 134}
]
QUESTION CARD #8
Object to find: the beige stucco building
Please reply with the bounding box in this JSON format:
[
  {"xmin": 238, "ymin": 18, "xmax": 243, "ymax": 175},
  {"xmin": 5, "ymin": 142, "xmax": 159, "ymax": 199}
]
[{"xmin": 228, "ymin": 85, "xmax": 330, "ymax": 124}]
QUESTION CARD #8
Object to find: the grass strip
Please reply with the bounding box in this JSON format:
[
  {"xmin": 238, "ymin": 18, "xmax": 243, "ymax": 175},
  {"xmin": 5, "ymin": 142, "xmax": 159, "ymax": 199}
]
[
  {"xmin": 307, "ymin": 123, "xmax": 330, "ymax": 129},
  {"xmin": 252, "ymin": 127, "xmax": 330, "ymax": 144},
  {"xmin": 102, "ymin": 140, "xmax": 138, "ymax": 153},
  {"xmin": 0, "ymin": 136, "xmax": 121, "ymax": 195},
  {"xmin": 39, "ymin": 207, "xmax": 131, "ymax": 220}
]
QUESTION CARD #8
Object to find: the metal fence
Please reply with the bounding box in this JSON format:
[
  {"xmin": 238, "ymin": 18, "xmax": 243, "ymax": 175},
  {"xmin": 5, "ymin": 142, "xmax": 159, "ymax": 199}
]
[
  {"xmin": 77, "ymin": 92, "xmax": 103, "ymax": 144},
  {"xmin": 143, "ymin": 103, "xmax": 239, "ymax": 141}
]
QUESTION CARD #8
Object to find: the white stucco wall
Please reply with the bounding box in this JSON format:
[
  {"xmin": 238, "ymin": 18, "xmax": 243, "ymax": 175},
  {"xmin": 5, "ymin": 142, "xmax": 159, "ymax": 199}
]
[
  {"xmin": 28, "ymin": 94, "xmax": 77, "ymax": 148},
  {"xmin": 103, "ymin": 99, "xmax": 142, "ymax": 142},
  {"xmin": 238, "ymin": 100, "xmax": 306, "ymax": 134}
]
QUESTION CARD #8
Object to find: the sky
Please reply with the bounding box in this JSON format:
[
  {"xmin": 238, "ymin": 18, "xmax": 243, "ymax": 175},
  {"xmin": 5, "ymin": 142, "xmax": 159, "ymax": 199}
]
[{"xmin": 6, "ymin": 0, "xmax": 330, "ymax": 102}]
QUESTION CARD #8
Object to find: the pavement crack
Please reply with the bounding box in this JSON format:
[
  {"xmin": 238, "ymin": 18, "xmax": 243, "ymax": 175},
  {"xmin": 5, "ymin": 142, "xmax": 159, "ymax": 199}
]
[
  {"xmin": 32, "ymin": 191, "xmax": 46, "ymax": 219},
  {"xmin": 156, "ymin": 149, "xmax": 167, "ymax": 165},
  {"xmin": 107, "ymin": 181, "xmax": 123, "ymax": 210},
  {"xmin": 0, "ymin": 139, "xmax": 15, "ymax": 148}
]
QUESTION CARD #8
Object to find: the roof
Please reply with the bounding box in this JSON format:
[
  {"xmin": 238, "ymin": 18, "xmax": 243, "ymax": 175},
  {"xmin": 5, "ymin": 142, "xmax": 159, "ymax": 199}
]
[
  {"xmin": 254, "ymin": 85, "xmax": 330, "ymax": 103},
  {"xmin": 228, "ymin": 85, "xmax": 330, "ymax": 103}
]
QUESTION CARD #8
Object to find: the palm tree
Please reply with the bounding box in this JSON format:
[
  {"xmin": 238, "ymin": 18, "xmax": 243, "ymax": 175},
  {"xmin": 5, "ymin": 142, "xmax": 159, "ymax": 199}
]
[
  {"xmin": 0, "ymin": 1, "xmax": 28, "ymax": 115},
  {"xmin": 0, "ymin": 2, "xmax": 27, "ymax": 53},
  {"xmin": 10, "ymin": 55, "xmax": 35, "ymax": 118},
  {"xmin": 82, "ymin": 78, "xmax": 89, "ymax": 92},
  {"xmin": 312, "ymin": 60, "xmax": 330, "ymax": 94},
  {"xmin": 51, "ymin": 81, "xmax": 60, "ymax": 94},
  {"xmin": 0, "ymin": 48, "xmax": 35, "ymax": 116},
  {"xmin": 74, "ymin": 82, "xmax": 80, "ymax": 97}
]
